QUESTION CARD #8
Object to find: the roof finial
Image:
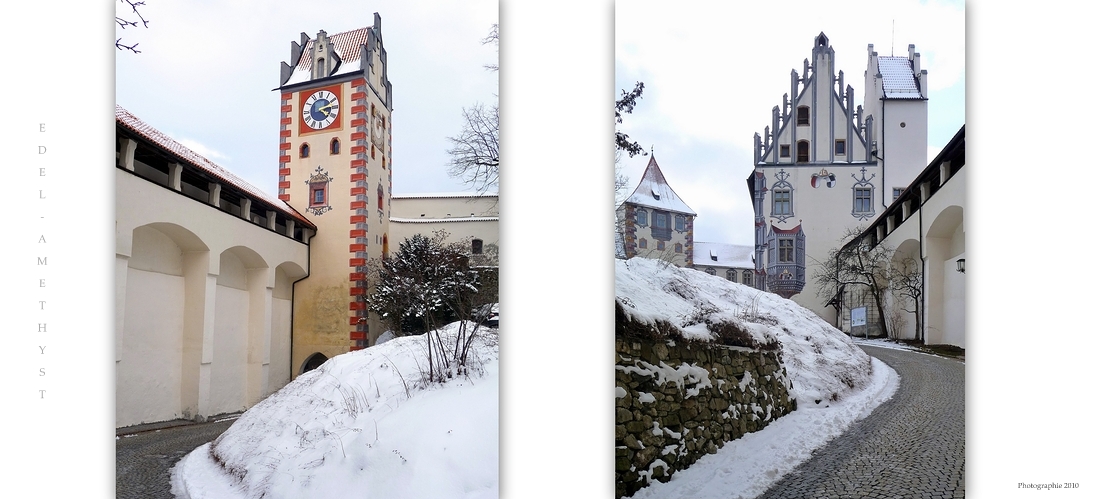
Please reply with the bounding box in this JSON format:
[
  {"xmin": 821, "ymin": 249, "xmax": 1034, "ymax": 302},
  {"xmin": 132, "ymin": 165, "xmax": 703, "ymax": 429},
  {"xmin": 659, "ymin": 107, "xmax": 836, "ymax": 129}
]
[{"xmin": 651, "ymin": 144, "xmax": 655, "ymax": 156}]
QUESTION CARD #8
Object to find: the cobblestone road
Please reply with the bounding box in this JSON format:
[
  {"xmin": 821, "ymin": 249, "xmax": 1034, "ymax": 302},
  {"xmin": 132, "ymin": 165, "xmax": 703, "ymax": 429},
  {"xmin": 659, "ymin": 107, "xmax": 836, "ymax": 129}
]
[
  {"xmin": 116, "ymin": 418, "xmax": 236, "ymax": 499},
  {"xmin": 756, "ymin": 345, "xmax": 965, "ymax": 499}
]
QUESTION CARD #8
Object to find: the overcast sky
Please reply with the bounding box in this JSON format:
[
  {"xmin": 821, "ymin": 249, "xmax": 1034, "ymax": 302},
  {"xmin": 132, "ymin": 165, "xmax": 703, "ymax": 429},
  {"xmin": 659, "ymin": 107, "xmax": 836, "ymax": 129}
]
[
  {"xmin": 116, "ymin": 0, "xmax": 498, "ymax": 198},
  {"xmin": 615, "ymin": 0, "xmax": 965, "ymax": 247}
]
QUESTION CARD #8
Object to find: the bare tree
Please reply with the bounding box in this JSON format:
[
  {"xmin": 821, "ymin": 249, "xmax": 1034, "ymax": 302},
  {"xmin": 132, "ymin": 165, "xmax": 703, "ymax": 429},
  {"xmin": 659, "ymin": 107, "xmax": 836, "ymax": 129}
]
[
  {"xmin": 447, "ymin": 24, "xmax": 499, "ymax": 194},
  {"xmin": 889, "ymin": 256, "xmax": 924, "ymax": 342},
  {"xmin": 814, "ymin": 228, "xmax": 892, "ymax": 338},
  {"xmin": 447, "ymin": 102, "xmax": 499, "ymax": 194},
  {"xmin": 116, "ymin": 0, "xmax": 150, "ymax": 53}
]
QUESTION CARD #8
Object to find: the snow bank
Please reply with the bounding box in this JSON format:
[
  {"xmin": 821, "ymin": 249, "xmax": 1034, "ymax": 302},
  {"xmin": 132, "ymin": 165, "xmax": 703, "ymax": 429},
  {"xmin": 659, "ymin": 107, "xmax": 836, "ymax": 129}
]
[
  {"xmin": 615, "ymin": 257, "xmax": 872, "ymax": 404},
  {"xmin": 170, "ymin": 322, "xmax": 498, "ymax": 499}
]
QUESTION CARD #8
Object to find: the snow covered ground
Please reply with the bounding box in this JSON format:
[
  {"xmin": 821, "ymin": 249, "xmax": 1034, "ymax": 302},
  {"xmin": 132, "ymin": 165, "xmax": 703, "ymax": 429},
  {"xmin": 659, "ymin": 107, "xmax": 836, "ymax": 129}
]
[
  {"xmin": 615, "ymin": 258, "xmax": 901, "ymax": 498},
  {"xmin": 170, "ymin": 322, "xmax": 499, "ymax": 499}
]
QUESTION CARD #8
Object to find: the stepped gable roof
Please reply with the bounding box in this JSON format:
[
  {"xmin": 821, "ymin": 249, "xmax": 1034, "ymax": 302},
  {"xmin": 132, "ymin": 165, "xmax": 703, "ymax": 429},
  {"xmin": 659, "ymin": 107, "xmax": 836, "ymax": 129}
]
[
  {"xmin": 116, "ymin": 105, "xmax": 315, "ymax": 229},
  {"xmin": 693, "ymin": 241, "xmax": 754, "ymax": 268},
  {"xmin": 283, "ymin": 27, "xmax": 371, "ymax": 87},
  {"xmin": 878, "ymin": 56, "xmax": 922, "ymax": 99},
  {"xmin": 622, "ymin": 155, "xmax": 696, "ymax": 216}
]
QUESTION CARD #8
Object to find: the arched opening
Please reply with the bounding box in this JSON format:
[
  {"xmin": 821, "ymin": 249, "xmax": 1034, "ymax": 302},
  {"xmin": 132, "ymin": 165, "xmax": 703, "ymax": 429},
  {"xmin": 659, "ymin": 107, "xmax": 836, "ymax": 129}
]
[
  {"xmin": 301, "ymin": 352, "xmax": 328, "ymax": 374},
  {"xmin": 330, "ymin": 138, "xmax": 340, "ymax": 155}
]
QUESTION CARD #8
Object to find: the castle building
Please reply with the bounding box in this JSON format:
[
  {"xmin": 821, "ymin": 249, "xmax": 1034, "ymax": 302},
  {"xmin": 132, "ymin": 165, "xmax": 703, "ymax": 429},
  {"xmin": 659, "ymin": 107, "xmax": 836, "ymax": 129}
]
[
  {"xmin": 116, "ymin": 13, "xmax": 495, "ymax": 427},
  {"xmin": 275, "ymin": 14, "xmax": 394, "ymax": 371},
  {"xmin": 749, "ymin": 32, "xmax": 929, "ymax": 324},
  {"xmin": 692, "ymin": 242, "xmax": 755, "ymax": 286},
  {"xmin": 389, "ymin": 192, "xmax": 500, "ymax": 266},
  {"xmin": 116, "ymin": 107, "xmax": 314, "ymax": 426},
  {"xmin": 617, "ymin": 156, "xmax": 696, "ymax": 267},
  {"xmin": 840, "ymin": 126, "xmax": 965, "ymax": 347}
]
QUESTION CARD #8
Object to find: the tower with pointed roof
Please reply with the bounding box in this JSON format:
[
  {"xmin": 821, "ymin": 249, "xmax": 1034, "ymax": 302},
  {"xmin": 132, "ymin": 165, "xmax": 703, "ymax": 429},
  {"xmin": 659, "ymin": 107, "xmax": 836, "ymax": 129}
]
[
  {"xmin": 748, "ymin": 33, "xmax": 928, "ymax": 321},
  {"xmin": 276, "ymin": 13, "xmax": 394, "ymax": 372},
  {"xmin": 617, "ymin": 155, "xmax": 696, "ymax": 267}
]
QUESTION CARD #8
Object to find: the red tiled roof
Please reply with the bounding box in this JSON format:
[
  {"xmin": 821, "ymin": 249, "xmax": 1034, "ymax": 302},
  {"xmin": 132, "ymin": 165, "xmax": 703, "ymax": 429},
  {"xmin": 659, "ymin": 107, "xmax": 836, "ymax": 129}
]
[
  {"xmin": 294, "ymin": 27, "xmax": 370, "ymax": 73},
  {"xmin": 116, "ymin": 105, "xmax": 315, "ymax": 229}
]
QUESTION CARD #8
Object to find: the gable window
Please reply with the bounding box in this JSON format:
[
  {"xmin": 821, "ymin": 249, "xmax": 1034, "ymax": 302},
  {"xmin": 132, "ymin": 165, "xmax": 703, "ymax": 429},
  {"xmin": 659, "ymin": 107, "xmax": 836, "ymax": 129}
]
[
  {"xmin": 471, "ymin": 238, "xmax": 483, "ymax": 255},
  {"xmin": 300, "ymin": 143, "xmax": 310, "ymax": 158},
  {"xmin": 330, "ymin": 138, "xmax": 340, "ymax": 155},
  {"xmin": 797, "ymin": 106, "xmax": 810, "ymax": 126},
  {"xmin": 854, "ymin": 186, "xmax": 872, "ymax": 213},
  {"xmin": 742, "ymin": 270, "xmax": 753, "ymax": 286},
  {"xmin": 636, "ymin": 209, "xmax": 648, "ymax": 226},
  {"xmin": 835, "ymin": 139, "xmax": 846, "ymax": 156},
  {"xmin": 675, "ymin": 215, "xmax": 685, "ymax": 232},
  {"xmin": 779, "ymin": 238, "xmax": 794, "ymax": 262},
  {"xmin": 796, "ymin": 140, "xmax": 809, "ymax": 163},
  {"xmin": 773, "ymin": 189, "xmax": 791, "ymax": 216},
  {"xmin": 780, "ymin": 144, "xmax": 790, "ymax": 158}
]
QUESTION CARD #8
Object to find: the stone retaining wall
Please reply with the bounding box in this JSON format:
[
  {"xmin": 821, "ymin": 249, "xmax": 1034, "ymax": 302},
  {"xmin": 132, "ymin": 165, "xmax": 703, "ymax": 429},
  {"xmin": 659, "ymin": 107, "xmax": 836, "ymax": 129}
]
[{"xmin": 615, "ymin": 338, "xmax": 796, "ymax": 498}]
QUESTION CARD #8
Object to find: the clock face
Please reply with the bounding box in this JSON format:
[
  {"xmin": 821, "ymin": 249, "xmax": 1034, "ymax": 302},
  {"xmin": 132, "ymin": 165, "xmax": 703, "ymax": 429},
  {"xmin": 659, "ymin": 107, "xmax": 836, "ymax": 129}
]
[{"xmin": 302, "ymin": 90, "xmax": 340, "ymax": 130}]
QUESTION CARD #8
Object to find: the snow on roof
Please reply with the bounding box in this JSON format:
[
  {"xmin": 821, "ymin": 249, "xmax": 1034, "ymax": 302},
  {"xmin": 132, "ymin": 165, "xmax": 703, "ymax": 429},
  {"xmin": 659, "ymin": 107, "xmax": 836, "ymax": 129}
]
[
  {"xmin": 392, "ymin": 192, "xmax": 499, "ymax": 199},
  {"xmin": 389, "ymin": 216, "xmax": 499, "ymax": 223},
  {"xmin": 116, "ymin": 105, "xmax": 315, "ymax": 229},
  {"xmin": 282, "ymin": 27, "xmax": 372, "ymax": 87},
  {"xmin": 693, "ymin": 241, "xmax": 754, "ymax": 268},
  {"xmin": 622, "ymin": 156, "xmax": 696, "ymax": 215},
  {"xmin": 878, "ymin": 56, "xmax": 922, "ymax": 99}
]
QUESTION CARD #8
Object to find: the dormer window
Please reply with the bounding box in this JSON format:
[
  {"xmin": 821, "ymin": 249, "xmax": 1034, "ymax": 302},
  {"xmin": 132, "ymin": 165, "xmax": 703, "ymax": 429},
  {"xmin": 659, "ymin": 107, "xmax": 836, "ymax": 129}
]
[
  {"xmin": 651, "ymin": 188, "xmax": 660, "ymax": 201},
  {"xmin": 710, "ymin": 250, "xmax": 717, "ymax": 262}
]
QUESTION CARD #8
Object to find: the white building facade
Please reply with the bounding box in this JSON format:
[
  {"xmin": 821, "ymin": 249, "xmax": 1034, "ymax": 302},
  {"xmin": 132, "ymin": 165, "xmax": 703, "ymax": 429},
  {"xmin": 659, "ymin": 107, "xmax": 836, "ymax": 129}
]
[
  {"xmin": 840, "ymin": 126, "xmax": 965, "ymax": 347},
  {"xmin": 116, "ymin": 107, "xmax": 315, "ymax": 427},
  {"xmin": 389, "ymin": 192, "xmax": 499, "ymax": 266},
  {"xmin": 749, "ymin": 32, "xmax": 929, "ymax": 325}
]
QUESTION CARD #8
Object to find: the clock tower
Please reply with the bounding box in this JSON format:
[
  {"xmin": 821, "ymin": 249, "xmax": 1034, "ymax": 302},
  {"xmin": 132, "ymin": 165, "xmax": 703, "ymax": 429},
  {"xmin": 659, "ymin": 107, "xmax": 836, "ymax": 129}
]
[{"xmin": 276, "ymin": 13, "xmax": 393, "ymax": 374}]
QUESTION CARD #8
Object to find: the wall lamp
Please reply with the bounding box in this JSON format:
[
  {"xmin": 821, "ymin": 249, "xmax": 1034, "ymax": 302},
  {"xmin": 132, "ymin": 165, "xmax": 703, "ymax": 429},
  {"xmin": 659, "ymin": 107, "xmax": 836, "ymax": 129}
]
[{"xmin": 956, "ymin": 258, "xmax": 965, "ymax": 273}]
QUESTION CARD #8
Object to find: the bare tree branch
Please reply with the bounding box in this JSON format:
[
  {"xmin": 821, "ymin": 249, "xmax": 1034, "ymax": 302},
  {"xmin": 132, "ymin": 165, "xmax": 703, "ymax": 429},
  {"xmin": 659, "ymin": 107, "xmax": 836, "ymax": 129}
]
[
  {"xmin": 115, "ymin": 0, "xmax": 150, "ymax": 54},
  {"xmin": 446, "ymin": 103, "xmax": 499, "ymax": 194},
  {"xmin": 482, "ymin": 24, "xmax": 498, "ymax": 72},
  {"xmin": 447, "ymin": 24, "xmax": 499, "ymax": 194}
]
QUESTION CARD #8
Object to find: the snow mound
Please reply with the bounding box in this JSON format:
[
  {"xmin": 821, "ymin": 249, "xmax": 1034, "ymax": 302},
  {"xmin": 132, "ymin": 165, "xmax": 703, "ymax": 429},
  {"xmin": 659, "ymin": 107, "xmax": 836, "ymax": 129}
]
[
  {"xmin": 170, "ymin": 322, "xmax": 498, "ymax": 499},
  {"xmin": 616, "ymin": 258, "xmax": 872, "ymax": 404}
]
